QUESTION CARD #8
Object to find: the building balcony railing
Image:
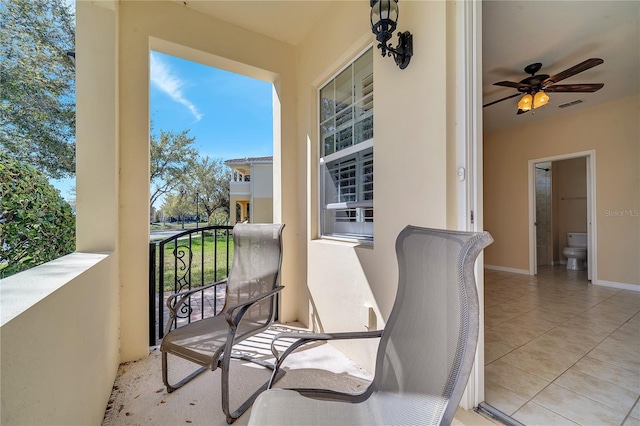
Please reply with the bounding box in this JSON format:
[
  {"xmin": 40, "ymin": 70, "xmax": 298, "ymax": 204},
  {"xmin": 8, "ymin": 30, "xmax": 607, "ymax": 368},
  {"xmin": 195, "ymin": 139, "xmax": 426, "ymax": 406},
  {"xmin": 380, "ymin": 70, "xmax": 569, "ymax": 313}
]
[{"xmin": 229, "ymin": 181, "xmax": 251, "ymax": 195}]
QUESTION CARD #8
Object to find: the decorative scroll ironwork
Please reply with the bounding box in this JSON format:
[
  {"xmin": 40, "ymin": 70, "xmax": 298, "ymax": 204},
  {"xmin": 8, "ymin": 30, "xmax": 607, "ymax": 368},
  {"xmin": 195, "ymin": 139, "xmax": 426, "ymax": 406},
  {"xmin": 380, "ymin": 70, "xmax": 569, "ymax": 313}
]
[{"xmin": 172, "ymin": 245, "xmax": 193, "ymax": 319}]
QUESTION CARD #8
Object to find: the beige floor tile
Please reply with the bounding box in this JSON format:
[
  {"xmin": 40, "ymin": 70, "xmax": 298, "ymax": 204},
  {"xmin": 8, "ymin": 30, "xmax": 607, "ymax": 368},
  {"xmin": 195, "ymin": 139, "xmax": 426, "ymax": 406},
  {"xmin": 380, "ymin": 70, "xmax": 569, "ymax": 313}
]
[
  {"xmin": 512, "ymin": 341, "xmax": 582, "ymax": 368},
  {"xmin": 610, "ymin": 321, "xmax": 640, "ymax": 342},
  {"xmin": 554, "ymin": 368, "xmax": 639, "ymax": 414},
  {"xmin": 485, "ymin": 359, "xmax": 550, "ymax": 399},
  {"xmin": 484, "ymin": 379, "xmax": 528, "ymax": 416},
  {"xmin": 589, "ymin": 336, "xmax": 640, "ymax": 372},
  {"xmin": 507, "ymin": 315, "xmax": 558, "ymax": 335},
  {"xmin": 586, "ymin": 304, "xmax": 638, "ymax": 322},
  {"xmin": 530, "ymin": 333, "xmax": 594, "ymax": 356},
  {"xmin": 512, "ymin": 401, "xmax": 579, "ymax": 426},
  {"xmin": 500, "ymin": 349, "xmax": 567, "ymax": 381},
  {"xmin": 529, "ymin": 307, "xmax": 578, "ymax": 324},
  {"xmin": 485, "ymin": 321, "xmax": 545, "ymax": 347},
  {"xmin": 484, "ymin": 328, "xmax": 522, "ymax": 350},
  {"xmin": 564, "ymin": 315, "xmax": 622, "ymax": 335},
  {"xmin": 483, "ymin": 266, "xmax": 640, "ymax": 426},
  {"xmin": 532, "ymin": 383, "xmax": 627, "ymax": 425},
  {"xmin": 542, "ymin": 325, "xmax": 606, "ymax": 347},
  {"xmin": 485, "ymin": 340, "xmax": 514, "ymax": 364},
  {"xmin": 572, "ymin": 356, "xmax": 640, "ymax": 394},
  {"xmin": 514, "ymin": 310, "xmax": 568, "ymax": 327}
]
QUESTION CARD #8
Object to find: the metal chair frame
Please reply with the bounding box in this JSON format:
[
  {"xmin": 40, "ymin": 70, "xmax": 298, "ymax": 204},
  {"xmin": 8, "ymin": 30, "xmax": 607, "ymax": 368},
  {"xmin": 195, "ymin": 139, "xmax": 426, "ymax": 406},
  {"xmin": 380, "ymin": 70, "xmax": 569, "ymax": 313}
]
[{"xmin": 160, "ymin": 223, "xmax": 285, "ymax": 424}]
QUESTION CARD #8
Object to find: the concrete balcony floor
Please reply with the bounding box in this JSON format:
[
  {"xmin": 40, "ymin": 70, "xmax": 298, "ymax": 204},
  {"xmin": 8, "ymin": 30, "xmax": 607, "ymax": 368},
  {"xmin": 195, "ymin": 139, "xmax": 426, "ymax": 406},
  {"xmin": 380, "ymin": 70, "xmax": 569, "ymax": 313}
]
[{"xmin": 102, "ymin": 324, "xmax": 499, "ymax": 426}]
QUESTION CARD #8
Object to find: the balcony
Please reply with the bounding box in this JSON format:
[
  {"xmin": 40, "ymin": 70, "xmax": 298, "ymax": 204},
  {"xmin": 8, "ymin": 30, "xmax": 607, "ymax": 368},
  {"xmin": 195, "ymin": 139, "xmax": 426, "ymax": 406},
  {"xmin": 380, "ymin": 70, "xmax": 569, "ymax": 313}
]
[
  {"xmin": 1, "ymin": 268, "xmax": 494, "ymax": 426},
  {"xmin": 229, "ymin": 181, "xmax": 251, "ymax": 196}
]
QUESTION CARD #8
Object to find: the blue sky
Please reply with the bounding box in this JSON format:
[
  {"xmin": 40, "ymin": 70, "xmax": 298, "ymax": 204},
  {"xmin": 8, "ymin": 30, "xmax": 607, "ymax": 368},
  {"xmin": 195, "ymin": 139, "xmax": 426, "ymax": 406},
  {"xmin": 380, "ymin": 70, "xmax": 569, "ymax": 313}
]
[{"xmin": 52, "ymin": 50, "xmax": 273, "ymax": 200}]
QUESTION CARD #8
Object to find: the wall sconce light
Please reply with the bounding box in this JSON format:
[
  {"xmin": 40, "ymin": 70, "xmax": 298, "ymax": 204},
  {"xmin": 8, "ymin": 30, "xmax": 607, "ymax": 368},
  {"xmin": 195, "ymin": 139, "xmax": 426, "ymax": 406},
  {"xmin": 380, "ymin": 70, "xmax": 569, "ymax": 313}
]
[{"xmin": 370, "ymin": 0, "xmax": 413, "ymax": 69}]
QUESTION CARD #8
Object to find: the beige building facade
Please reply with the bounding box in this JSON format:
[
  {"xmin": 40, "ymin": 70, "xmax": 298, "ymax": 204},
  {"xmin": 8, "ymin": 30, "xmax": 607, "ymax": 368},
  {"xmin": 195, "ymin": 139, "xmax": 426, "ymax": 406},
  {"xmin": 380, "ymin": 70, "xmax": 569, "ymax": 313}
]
[
  {"xmin": 225, "ymin": 156, "xmax": 274, "ymax": 225},
  {"xmin": 1, "ymin": 1, "xmax": 638, "ymax": 425}
]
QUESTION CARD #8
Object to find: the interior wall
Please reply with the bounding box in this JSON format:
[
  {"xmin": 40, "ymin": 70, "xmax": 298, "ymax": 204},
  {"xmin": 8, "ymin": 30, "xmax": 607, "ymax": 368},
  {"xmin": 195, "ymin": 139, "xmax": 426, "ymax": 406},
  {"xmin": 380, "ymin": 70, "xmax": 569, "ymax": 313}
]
[
  {"xmin": 297, "ymin": 1, "xmax": 454, "ymax": 370},
  {"xmin": 484, "ymin": 94, "xmax": 640, "ymax": 287}
]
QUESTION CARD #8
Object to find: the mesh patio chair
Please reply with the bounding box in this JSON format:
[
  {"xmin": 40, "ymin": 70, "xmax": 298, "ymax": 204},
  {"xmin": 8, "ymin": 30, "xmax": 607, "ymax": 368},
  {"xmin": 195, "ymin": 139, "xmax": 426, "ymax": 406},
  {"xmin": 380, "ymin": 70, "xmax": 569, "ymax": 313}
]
[
  {"xmin": 160, "ymin": 223, "xmax": 285, "ymax": 424},
  {"xmin": 248, "ymin": 226, "xmax": 493, "ymax": 426}
]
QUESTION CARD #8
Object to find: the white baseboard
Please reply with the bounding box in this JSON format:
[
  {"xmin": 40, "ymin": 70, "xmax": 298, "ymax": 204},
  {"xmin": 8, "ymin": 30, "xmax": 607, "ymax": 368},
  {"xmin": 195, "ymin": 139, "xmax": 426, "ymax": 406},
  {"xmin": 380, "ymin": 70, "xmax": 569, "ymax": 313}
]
[
  {"xmin": 484, "ymin": 265, "xmax": 531, "ymax": 275},
  {"xmin": 593, "ymin": 279, "xmax": 640, "ymax": 292}
]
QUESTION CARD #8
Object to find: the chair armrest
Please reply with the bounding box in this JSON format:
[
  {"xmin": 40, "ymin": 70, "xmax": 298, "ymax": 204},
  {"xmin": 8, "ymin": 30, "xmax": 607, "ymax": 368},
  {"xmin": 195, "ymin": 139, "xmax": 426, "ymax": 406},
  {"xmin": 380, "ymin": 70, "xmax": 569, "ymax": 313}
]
[
  {"xmin": 271, "ymin": 330, "xmax": 383, "ymax": 361},
  {"xmin": 225, "ymin": 286, "xmax": 285, "ymax": 327},
  {"xmin": 265, "ymin": 329, "xmax": 382, "ymax": 389},
  {"xmin": 165, "ymin": 278, "xmax": 228, "ymax": 325}
]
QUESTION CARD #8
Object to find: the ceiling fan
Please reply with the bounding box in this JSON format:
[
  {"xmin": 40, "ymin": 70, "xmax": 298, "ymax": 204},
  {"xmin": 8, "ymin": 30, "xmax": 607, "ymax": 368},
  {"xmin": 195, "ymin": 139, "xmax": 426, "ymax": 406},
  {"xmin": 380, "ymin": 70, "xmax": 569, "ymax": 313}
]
[{"xmin": 484, "ymin": 58, "xmax": 604, "ymax": 114}]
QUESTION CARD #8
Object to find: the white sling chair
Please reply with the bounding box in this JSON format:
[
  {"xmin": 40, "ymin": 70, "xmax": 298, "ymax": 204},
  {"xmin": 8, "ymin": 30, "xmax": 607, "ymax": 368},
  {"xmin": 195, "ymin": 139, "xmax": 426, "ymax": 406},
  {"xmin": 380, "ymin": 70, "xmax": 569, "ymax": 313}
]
[{"xmin": 248, "ymin": 226, "xmax": 492, "ymax": 426}]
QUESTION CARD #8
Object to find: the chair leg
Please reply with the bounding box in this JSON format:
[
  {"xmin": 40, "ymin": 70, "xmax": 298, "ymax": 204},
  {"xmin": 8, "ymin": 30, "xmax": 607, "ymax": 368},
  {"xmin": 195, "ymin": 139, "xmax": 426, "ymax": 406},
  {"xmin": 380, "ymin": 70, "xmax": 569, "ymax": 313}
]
[
  {"xmin": 162, "ymin": 351, "xmax": 208, "ymax": 393},
  {"xmin": 220, "ymin": 352, "xmax": 286, "ymax": 424}
]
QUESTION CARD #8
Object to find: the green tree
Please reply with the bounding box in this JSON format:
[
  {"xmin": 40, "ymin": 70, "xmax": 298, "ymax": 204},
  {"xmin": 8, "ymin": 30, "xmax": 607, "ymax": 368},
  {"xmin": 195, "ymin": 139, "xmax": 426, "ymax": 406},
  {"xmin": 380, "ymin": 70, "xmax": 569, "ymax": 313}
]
[
  {"xmin": 0, "ymin": 0, "xmax": 76, "ymax": 179},
  {"xmin": 150, "ymin": 129, "xmax": 198, "ymax": 208},
  {"xmin": 161, "ymin": 191, "xmax": 193, "ymax": 229},
  {"xmin": 186, "ymin": 156, "xmax": 231, "ymax": 223},
  {"xmin": 0, "ymin": 152, "xmax": 76, "ymax": 278}
]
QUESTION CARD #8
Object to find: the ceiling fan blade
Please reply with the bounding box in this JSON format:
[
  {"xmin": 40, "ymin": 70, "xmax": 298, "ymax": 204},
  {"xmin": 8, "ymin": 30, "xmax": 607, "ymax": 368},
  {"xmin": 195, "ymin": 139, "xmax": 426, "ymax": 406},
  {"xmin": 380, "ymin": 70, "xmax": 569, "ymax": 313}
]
[
  {"xmin": 543, "ymin": 58, "xmax": 604, "ymax": 85},
  {"xmin": 483, "ymin": 93, "xmax": 521, "ymax": 108},
  {"xmin": 544, "ymin": 83, "xmax": 604, "ymax": 93},
  {"xmin": 494, "ymin": 81, "xmax": 531, "ymax": 90}
]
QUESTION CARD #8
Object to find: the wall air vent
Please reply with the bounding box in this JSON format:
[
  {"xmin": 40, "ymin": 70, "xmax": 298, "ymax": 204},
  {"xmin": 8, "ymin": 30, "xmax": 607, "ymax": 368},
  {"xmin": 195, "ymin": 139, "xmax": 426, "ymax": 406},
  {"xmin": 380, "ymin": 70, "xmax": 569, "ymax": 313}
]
[{"xmin": 558, "ymin": 99, "xmax": 584, "ymax": 109}]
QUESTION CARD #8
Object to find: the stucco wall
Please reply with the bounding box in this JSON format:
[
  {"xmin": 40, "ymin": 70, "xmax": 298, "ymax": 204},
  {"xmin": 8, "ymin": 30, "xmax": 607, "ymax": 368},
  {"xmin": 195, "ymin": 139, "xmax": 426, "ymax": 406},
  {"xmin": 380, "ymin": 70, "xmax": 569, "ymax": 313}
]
[
  {"xmin": 296, "ymin": 1, "xmax": 454, "ymax": 370},
  {"xmin": 484, "ymin": 94, "xmax": 640, "ymax": 287},
  {"xmin": 116, "ymin": 1, "xmax": 302, "ymax": 357},
  {"xmin": 0, "ymin": 254, "xmax": 119, "ymax": 425}
]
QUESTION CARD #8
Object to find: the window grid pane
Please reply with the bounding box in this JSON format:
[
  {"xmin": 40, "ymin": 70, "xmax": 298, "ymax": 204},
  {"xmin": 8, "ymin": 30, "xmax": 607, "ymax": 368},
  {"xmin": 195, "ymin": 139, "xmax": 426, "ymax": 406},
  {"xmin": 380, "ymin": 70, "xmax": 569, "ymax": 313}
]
[{"xmin": 319, "ymin": 48, "xmax": 373, "ymax": 240}]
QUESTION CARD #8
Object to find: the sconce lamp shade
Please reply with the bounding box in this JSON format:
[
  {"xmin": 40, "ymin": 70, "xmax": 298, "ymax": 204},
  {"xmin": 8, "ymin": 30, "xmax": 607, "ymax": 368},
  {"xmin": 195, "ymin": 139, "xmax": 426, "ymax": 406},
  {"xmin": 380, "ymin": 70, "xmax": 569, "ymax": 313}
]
[
  {"xmin": 533, "ymin": 91, "xmax": 549, "ymax": 109},
  {"xmin": 370, "ymin": 0, "xmax": 398, "ymax": 45},
  {"xmin": 517, "ymin": 94, "xmax": 533, "ymax": 111}
]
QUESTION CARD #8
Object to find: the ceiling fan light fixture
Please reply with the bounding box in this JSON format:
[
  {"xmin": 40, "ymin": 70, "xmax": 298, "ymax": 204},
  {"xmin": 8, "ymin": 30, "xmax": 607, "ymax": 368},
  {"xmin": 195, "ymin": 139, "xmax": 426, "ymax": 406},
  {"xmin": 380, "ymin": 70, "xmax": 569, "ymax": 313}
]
[
  {"xmin": 533, "ymin": 91, "xmax": 550, "ymax": 109},
  {"xmin": 517, "ymin": 94, "xmax": 533, "ymax": 111}
]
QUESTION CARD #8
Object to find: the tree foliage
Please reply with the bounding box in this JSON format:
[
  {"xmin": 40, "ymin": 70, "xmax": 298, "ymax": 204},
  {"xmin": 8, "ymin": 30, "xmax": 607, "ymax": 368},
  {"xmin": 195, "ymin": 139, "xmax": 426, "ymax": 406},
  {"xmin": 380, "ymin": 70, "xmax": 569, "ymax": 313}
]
[
  {"xmin": 160, "ymin": 157, "xmax": 231, "ymax": 224},
  {"xmin": 187, "ymin": 156, "xmax": 230, "ymax": 222},
  {"xmin": 161, "ymin": 192, "xmax": 193, "ymax": 226},
  {"xmin": 0, "ymin": 0, "xmax": 76, "ymax": 179},
  {"xmin": 150, "ymin": 129, "xmax": 198, "ymax": 208},
  {"xmin": 0, "ymin": 152, "xmax": 76, "ymax": 278}
]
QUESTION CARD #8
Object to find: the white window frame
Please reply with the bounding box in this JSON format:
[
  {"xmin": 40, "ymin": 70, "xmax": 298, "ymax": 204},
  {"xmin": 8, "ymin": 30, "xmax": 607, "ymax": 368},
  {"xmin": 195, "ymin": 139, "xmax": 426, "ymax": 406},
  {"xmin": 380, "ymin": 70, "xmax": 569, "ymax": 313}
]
[{"xmin": 318, "ymin": 47, "xmax": 374, "ymax": 242}]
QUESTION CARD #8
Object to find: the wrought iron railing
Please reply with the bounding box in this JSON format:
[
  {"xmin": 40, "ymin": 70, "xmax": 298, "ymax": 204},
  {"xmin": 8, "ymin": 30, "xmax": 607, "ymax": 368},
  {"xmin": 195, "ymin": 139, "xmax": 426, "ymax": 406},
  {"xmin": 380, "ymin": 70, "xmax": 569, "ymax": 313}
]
[{"xmin": 148, "ymin": 225, "xmax": 234, "ymax": 345}]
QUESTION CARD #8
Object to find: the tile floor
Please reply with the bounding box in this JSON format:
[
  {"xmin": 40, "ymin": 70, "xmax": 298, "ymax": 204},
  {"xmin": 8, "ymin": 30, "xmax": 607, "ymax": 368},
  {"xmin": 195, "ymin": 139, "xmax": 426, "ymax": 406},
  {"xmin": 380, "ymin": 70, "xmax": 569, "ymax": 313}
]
[{"xmin": 484, "ymin": 266, "xmax": 640, "ymax": 425}]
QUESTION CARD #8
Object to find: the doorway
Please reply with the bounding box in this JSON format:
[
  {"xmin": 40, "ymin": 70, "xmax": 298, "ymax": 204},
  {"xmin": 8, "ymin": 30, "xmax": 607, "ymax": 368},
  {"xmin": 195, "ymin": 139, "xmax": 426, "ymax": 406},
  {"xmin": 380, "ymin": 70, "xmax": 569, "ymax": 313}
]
[{"xmin": 529, "ymin": 151, "xmax": 596, "ymax": 281}]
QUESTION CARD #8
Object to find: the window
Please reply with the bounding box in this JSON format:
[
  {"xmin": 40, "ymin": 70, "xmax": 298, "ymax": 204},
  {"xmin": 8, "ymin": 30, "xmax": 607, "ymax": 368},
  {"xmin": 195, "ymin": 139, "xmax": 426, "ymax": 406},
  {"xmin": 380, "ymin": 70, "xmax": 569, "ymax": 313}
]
[{"xmin": 319, "ymin": 48, "xmax": 373, "ymax": 241}]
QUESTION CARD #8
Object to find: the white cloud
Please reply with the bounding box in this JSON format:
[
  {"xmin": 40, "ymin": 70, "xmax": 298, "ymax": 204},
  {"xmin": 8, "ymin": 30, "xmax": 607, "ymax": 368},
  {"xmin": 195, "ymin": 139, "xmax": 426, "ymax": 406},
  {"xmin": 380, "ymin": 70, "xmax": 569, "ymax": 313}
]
[{"xmin": 149, "ymin": 52, "xmax": 203, "ymax": 121}]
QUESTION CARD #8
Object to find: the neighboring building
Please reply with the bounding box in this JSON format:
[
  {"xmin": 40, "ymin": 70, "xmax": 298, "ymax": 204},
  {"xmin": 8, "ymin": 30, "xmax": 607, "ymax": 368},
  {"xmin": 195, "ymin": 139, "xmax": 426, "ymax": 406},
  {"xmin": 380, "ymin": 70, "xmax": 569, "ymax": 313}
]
[{"xmin": 224, "ymin": 156, "xmax": 273, "ymax": 225}]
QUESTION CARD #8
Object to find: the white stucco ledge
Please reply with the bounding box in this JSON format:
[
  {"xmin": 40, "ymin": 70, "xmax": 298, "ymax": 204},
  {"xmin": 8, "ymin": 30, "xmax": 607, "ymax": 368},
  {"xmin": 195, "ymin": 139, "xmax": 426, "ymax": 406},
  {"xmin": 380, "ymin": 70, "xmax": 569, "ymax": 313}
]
[{"xmin": 0, "ymin": 252, "xmax": 110, "ymax": 327}]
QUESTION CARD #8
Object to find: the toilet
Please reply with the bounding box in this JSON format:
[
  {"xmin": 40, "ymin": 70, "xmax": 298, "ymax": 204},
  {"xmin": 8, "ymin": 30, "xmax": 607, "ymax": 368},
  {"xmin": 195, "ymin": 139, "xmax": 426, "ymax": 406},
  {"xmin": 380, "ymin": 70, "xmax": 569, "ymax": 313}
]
[{"xmin": 562, "ymin": 232, "xmax": 587, "ymax": 270}]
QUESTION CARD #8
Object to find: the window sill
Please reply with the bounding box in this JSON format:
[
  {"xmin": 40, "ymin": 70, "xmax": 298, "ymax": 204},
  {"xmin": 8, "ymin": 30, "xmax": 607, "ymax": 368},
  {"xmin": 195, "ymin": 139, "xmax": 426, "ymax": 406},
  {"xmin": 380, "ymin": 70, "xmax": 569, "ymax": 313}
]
[{"xmin": 313, "ymin": 236, "xmax": 374, "ymax": 248}]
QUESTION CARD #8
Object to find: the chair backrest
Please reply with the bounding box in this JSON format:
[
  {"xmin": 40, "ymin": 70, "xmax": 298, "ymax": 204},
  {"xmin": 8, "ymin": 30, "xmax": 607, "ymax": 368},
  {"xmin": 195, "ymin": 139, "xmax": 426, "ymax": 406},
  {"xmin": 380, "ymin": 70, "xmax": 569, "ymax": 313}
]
[
  {"xmin": 371, "ymin": 226, "xmax": 493, "ymax": 425},
  {"xmin": 222, "ymin": 223, "xmax": 285, "ymax": 325}
]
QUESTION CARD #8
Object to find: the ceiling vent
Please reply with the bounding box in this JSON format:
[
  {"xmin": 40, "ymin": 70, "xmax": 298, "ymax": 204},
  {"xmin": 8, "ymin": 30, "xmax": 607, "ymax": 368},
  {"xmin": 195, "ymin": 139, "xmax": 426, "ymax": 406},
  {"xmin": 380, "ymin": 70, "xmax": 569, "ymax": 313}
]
[{"xmin": 558, "ymin": 99, "xmax": 584, "ymax": 109}]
